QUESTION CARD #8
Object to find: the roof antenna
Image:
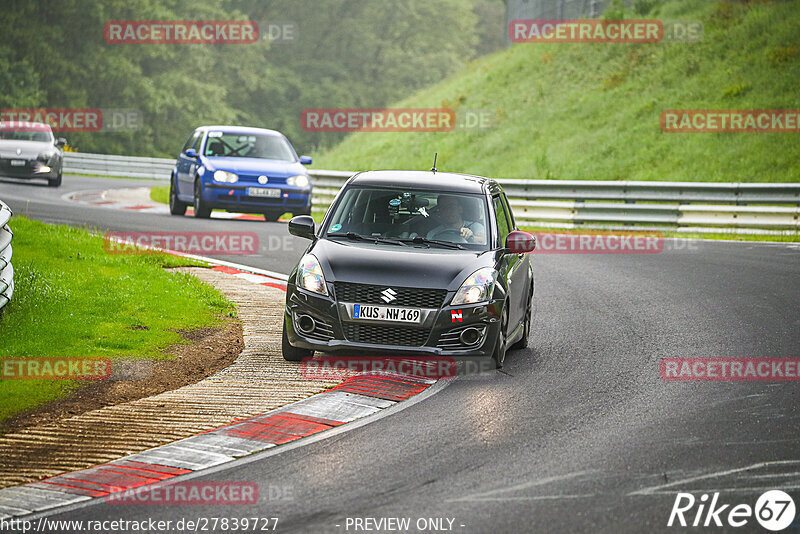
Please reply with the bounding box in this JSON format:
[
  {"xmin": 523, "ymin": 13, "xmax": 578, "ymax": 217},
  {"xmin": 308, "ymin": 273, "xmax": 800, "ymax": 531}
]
[{"xmin": 431, "ymin": 152, "xmax": 438, "ymax": 174}]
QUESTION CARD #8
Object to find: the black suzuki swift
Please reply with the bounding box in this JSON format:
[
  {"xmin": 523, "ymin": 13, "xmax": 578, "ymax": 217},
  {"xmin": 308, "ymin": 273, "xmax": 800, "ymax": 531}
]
[{"xmin": 282, "ymin": 170, "xmax": 536, "ymax": 368}]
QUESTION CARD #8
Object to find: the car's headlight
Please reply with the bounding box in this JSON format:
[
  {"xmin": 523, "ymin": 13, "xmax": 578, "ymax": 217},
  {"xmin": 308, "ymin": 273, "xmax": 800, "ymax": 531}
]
[
  {"xmin": 213, "ymin": 170, "xmax": 238, "ymax": 183},
  {"xmin": 286, "ymin": 174, "xmax": 310, "ymax": 188},
  {"xmin": 452, "ymin": 268, "xmax": 497, "ymax": 305},
  {"xmin": 297, "ymin": 254, "xmax": 327, "ymax": 295}
]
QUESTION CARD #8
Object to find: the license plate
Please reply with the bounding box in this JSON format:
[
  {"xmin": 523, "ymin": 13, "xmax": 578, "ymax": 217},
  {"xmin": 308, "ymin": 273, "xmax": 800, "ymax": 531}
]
[
  {"xmin": 10, "ymin": 160, "xmax": 25, "ymax": 167},
  {"xmin": 248, "ymin": 187, "xmax": 280, "ymax": 198},
  {"xmin": 353, "ymin": 304, "xmax": 421, "ymax": 323}
]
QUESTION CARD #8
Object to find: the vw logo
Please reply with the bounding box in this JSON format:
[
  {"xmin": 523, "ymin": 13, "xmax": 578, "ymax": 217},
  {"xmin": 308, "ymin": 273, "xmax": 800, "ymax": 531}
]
[
  {"xmin": 380, "ymin": 288, "xmax": 397, "ymax": 303},
  {"xmin": 258, "ymin": 175, "xmax": 269, "ymax": 184}
]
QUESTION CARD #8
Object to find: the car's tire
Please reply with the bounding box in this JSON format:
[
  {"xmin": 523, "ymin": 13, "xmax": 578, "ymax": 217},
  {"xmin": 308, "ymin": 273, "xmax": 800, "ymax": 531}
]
[
  {"xmin": 491, "ymin": 306, "xmax": 508, "ymax": 369},
  {"xmin": 263, "ymin": 211, "xmax": 282, "ymax": 222},
  {"xmin": 48, "ymin": 171, "xmax": 62, "ymax": 187},
  {"xmin": 511, "ymin": 285, "xmax": 533, "ymax": 350},
  {"xmin": 193, "ymin": 179, "xmax": 212, "ymax": 219},
  {"xmin": 282, "ymin": 320, "xmax": 314, "ymax": 361},
  {"xmin": 169, "ymin": 175, "xmax": 187, "ymax": 216}
]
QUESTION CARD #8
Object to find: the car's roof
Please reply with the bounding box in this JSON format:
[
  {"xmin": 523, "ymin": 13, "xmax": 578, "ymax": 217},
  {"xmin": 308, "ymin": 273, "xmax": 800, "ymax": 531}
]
[
  {"xmin": 198, "ymin": 125, "xmax": 283, "ymax": 136},
  {"xmin": 348, "ymin": 170, "xmax": 496, "ymax": 194},
  {"xmin": 0, "ymin": 121, "xmax": 53, "ymax": 131}
]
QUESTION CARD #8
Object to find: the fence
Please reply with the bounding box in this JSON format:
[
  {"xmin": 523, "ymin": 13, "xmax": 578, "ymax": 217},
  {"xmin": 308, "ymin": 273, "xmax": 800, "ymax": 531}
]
[
  {"xmin": 0, "ymin": 201, "xmax": 14, "ymax": 312},
  {"xmin": 63, "ymin": 152, "xmax": 800, "ymax": 233}
]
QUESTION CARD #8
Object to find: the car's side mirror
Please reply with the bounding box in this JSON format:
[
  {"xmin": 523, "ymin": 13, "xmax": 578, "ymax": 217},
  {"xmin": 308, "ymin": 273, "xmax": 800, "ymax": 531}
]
[
  {"xmin": 185, "ymin": 148, "xmax": 198, "ymax": 158},
  {"xmin": 299, "ymin": 155, "xmax": 312, "ymax": 165},
  {"xmin": 505, "ymin": 230, "xmax": 536, "ymax": 254},
  {"xmin": 288, "ymin": 215, "xmax": 316, "ymax": 240},
  {"xmin": 55, "ymin": 138, "xmax": 67, "ymax": 147}
]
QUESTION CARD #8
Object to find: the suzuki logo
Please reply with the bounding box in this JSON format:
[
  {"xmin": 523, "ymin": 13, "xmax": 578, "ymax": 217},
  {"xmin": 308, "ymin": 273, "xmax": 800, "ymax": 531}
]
[
  {"xmin": 451, "ymin": 310, "xmax": 463, "ymax": 323},
  {"xmin": 258, "ymin": 175, "xmax": 269, "ymax": 184},
  {"xmin": 380, "ymin": 288, "xmax": 397, "ymax": 303}
]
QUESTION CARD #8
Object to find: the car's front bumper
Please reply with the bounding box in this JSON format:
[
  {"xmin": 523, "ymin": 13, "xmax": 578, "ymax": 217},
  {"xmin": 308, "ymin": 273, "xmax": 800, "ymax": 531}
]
[
  {"xmin": 0, "ymin": 159, "xmax": 58, "ymax": 179},
  {"xmin": 284, "ymin": 281, "xmax": 503, "ymax": 358},
  {"xmin": 202, "ymin": 183, "xmax": 312, "ymax": 213}
]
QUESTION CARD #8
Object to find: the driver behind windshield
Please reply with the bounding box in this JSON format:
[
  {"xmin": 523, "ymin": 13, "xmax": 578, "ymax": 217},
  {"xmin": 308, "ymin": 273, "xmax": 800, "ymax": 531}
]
[{"xmin": 427, "ymin": 194, "xmax": 485, "ymax": 244}]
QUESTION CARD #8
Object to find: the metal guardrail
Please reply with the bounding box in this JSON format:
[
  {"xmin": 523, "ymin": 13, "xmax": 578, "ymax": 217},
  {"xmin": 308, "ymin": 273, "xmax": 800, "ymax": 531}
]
[
  {"xmin": 64, "ymin": 152, "xmax": 174, "ymax": 180},
  {"xmin": 63, "ymin": 152, "xmax": 800, "ymax": 232},
  {"xmin": 0, "ymin": 201, "xmax": 14, "ymax": 312}
]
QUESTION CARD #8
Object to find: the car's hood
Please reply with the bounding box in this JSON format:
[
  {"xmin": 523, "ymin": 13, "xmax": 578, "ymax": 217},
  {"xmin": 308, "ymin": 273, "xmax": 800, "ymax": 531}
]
[
  {"xmin": 310, "ymin": 238, "xmax": 494, "ymax": 291},
  {"xmin": 202, "ymin": 156, "xmax": 305, "ymax": 176},
  {"xmin": 0, "ymin": 140, "xmax": 56, "ymax": 159}
]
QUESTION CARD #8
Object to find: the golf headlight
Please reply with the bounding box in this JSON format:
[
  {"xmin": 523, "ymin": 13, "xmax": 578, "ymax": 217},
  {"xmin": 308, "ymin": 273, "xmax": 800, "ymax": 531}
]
[
  {"xmin": 297, "ymin": 254, "xmax": 327, "ymax": 295},
  {"xmin": 452, "ymin": 268, "xmax": 496, "ymax": 305},
  {"xmin": 213, "ymin": 170, "xmax": 238, "ymax": 183},
  {"xmin": 287, "ymin": 175, "xmax": 310, "ymax": 188}
]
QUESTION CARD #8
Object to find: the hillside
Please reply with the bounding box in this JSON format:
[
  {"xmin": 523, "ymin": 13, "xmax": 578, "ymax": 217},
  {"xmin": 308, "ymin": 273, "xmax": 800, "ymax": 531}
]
[{"xmin": 316, "ymin": 0, "xmax": 800, "ymax": 181}]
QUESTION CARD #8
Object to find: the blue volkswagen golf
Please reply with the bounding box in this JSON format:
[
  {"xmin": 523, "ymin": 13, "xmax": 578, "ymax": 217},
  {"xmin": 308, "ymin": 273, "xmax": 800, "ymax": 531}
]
[{"xmin": 169, "ymin": 125, "xmax": 313, "ymax": 221}]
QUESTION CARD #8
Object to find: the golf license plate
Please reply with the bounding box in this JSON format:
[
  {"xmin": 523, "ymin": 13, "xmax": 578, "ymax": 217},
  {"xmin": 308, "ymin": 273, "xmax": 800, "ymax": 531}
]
[
  {"xmin": 248, "ymin": 187, "xmax": 281, "ymax": 198},
  {"xmin": 353, "ymin": 304, "xmax": 421, "ymax": 323}
]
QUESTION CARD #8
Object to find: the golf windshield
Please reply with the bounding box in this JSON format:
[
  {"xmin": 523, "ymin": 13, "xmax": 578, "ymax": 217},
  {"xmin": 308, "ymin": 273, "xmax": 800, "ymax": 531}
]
[
  {"xmin": 203, "ymin": 132, "xmax": 295, "ymax": 161},
  {"xmin": 325, "ymin": 187, "xmax": 489, "ymax": 250}
]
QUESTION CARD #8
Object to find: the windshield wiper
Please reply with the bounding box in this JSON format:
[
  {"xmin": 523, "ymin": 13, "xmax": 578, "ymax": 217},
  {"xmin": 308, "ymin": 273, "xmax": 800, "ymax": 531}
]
[
  {"xmin": 400, "ymin": 236, "xmax": 464, "ymax": 250},
  {"xmin": 330, "ymin": 232, "xmax": 407, "ymax": 247}
]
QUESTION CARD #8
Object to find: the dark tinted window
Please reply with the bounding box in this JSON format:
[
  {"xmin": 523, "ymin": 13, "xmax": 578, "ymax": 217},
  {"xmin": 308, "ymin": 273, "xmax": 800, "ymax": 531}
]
[{"xmin": 493, "ymin": 195, "xmax": 511, "ymax": 247}]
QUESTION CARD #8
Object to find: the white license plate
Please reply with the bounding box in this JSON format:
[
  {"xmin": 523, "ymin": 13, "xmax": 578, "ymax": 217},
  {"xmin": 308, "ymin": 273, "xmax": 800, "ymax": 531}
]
[
  {"xmin": 353, "ymin": 304, "xmax": 421, "ymax": 323},
  {"xmin": 248, "ymin": 187, "xmax": 281, "ymax": 198},
  {"xmin": 10, "ymin": 160, "xmax": 25, "ymax": 167}
]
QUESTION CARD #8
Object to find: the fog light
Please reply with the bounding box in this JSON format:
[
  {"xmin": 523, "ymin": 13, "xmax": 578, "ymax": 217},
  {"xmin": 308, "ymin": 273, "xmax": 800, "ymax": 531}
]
[
  {"xmin": 459, "ymin": 327, "xmax": 482, "ymax": 346},
  {"xmin": 296, "ymin": 314, "xmax": 316, "ymax": 334}
]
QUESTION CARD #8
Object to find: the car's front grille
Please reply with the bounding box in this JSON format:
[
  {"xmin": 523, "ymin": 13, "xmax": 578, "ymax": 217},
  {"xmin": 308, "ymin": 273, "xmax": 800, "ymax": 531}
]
[
  {"xmin": 334, "ymin": 282, "xmax": 447, "ymax": 309},
  {"xmin": 237, "ymin": 174, "xmax": 287, "ymax": 185},
  {"xmin": 304, "ymin": 317, "xmax": 335, "ymax": 342},
  {"xmin": 343, "ymin": 323, "xmax": 430, "ymax": 347}
]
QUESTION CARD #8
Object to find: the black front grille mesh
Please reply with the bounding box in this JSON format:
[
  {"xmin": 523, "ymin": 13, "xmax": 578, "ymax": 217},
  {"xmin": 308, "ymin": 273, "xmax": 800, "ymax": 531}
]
[
  {"xmin": 343, "ymin": 324, "xmax": 429, "ymax": 347},
  {"xmin": 334, "ymin": 282, "xmax": 446, "ymax": 308}
]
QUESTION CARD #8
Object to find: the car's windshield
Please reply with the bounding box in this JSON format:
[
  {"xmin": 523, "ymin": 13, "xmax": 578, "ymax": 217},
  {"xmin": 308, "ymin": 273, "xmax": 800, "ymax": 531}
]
[
  {"xmin": 203, "ymin": 131, "xmax": 295, "ymax": 161},
  {"xmin": 0, "ymin": 126, "xmax": 53, "ymax": 143},
  {"xmin": 324, "ymin": 187, "xmax": 489, "ymax": 250}
]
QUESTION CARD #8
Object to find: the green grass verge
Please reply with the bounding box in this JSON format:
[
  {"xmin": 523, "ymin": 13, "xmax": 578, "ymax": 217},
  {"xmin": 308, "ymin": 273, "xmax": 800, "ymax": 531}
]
[
  {"xmin": 316, "ymin": 0, "xmax": 800, "ymax": 182},
  {"xmin": 0, "ymin": 217, "xmax": 236, "ymax": 423},
  {"xmin": 150, "ymin": 185, "xmax": 169, "ymax": 204}
]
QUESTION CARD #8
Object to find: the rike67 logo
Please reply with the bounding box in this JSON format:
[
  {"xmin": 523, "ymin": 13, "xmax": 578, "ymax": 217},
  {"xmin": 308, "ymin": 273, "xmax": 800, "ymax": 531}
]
[{"xmin": 669, "ymin": 490, "xmax": 796, "ymax": 531}]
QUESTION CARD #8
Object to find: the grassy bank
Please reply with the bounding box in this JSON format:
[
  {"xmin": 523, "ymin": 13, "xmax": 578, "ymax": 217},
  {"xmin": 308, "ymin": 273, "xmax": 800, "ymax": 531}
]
[
  {"xmin": 0, "ymin": 217, "xmax": 235, "ymax": 423},
  {"xmin": 316, "ymin": 0, "xmax": 800, "ymax": 181}
]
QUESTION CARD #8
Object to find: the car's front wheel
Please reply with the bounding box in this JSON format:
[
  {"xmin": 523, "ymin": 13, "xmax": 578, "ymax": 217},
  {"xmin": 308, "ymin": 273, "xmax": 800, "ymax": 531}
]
[
  {"xmin": 169, "ymin": 175, "xmax": 187, "ymax": 216},
  {"xmin": 48, "ymin": 171, "xmax": 62, "ymax": 187},
  {"xmin": 282, "ymin": 320, "xmax": 314, "ymax": 361},
  {"xmin": 492, "ymin": 306, "xmax": 508, "ymax": 369},
  {"xmin": 193, "ymin": 179, "xmax": 211, "ymax": 219}
]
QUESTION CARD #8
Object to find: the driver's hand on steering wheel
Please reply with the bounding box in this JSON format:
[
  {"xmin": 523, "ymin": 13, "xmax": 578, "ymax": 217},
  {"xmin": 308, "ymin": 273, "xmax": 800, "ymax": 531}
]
[{"xmin": 460, "ymin": 227, "xmax": 473, "ymax": 240}]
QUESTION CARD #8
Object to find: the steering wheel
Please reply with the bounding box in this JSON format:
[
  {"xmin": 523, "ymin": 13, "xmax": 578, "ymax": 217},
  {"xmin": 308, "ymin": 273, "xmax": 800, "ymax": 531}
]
[{"xmin": 430, "ymin": 228, "xmax": 468, "ymax": 243}]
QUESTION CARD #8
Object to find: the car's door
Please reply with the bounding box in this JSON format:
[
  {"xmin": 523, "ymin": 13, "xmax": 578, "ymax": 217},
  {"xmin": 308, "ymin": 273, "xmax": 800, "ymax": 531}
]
[
  {"xmin": 493, "ymin": 193, "xmax": 527, "ymax": 332},
  {"xmin": 176, "ymin": 130, "xmax": 202, "ymax": 195}
]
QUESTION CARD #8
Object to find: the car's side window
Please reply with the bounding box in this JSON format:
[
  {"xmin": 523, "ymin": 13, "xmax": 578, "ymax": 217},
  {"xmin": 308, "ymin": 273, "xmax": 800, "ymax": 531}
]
[
  {"xmin": 493, "ymin": 195, "xmax": 511, "ymax": 247},
  {"xmin": 181, "ymin": 132, "xmax": 197, "ymax": 153},
  {"xmin": 191, "ymin": 131, "xmax": 204, "ymax": 152},
  {"xmin": 501, "ymin": 193, "xmax": 516, "ymax": 230}
]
